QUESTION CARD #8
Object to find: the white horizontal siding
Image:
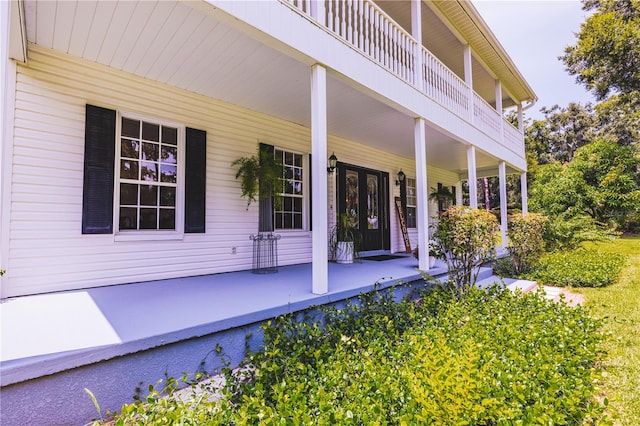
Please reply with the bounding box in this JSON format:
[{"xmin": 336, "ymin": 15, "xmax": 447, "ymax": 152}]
[{"xmin": 5, "ymin": 45, "xmax": 460, "ymax": 297}]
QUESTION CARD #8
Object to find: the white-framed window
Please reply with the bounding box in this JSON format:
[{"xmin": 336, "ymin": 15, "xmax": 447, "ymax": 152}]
[
  {"xmin": 274, "ymin": 148, "xmax": 306, "ymax": 230},
  {"xmin": 406, "ymin": 177, "xmax": 417, "ymax": 228},
  {"xmin": 116, "ymin": 114, "xmax": 185, "ymax": 235}
]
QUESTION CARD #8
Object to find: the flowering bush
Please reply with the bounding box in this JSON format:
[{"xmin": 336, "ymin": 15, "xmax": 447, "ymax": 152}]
[{"xmin": 431, "ymin": 206, "xmax": 498, "ymax": 294}]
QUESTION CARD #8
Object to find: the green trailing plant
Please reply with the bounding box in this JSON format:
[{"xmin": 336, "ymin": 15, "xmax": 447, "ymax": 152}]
[
  {"xmin": 231, "ymin": 146, "xmax": 284, "ymax": 210},
  {"xmin": 506, "ymin": 212, "xmax": 549, "ymax": 274},
  {"xmin": 431, "ymin": 206, "xmax": 499, "ymax": 294}
]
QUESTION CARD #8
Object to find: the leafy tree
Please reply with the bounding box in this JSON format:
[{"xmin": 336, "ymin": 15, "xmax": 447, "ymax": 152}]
[
  {"xmin": 594, "ymin": 92, "xmax": 640, "ymax": 146},
  {"xmin": 569, "ymin": 139, "xmax": 640, "ymax": 225},
  {"xmin": 561, "ymin": 0, "xmax": 640, "ymax": 99},
  {"xmin": 530, "ymin": 162, "xmax": 588, "ymax": 219},
  {"xmin": 525, "ymin": 103, "xmax": 597, "ymax": 164},
  {"xmin": 530, "ymin": 139, "xmax": 640, "ymax": 231}
]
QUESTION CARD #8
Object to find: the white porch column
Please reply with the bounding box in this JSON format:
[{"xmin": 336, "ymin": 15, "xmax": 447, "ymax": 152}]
[
  {"xmin": 463, "ymin": 44, "xmax": 473, "ymax": 119},
  {"xmin": 517, "ymin": 104, "xmax": 524, "ymax": 133},
  {"xmin": 496, "ymin": 80, "xmax": 504, "ymax": 143},
  {"xmin": 411, "ymin": 0, "xmax": 423, "ymax": 88},
  {"xmin": 521, "ymin": 172, "xmax": 528, "ymax": 215},
  {"xmin": 414, "ymin": 118, "xmax": 429, "ymax": 271},
  {"xmin": 310, "ymin": 0, "xmax": 326, "ymax": 26},
  {"xmin": 498, "ymin": 161, "xmax": 508, "ymax": 249},
  {"xmin": 311, "ymin": 64, "xmax": 328, "ymax": 295},
  {"xmin": 495, "ymin": 80, "xmax": 503, "ymax": 113},
  {"xmin": 467, "ymin": 146, "xmax": 478, "ymax": 208}
]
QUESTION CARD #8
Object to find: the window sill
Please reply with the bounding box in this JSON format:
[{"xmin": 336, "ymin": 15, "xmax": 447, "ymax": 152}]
[
  {"xmin": 272, "ymin": 230, "xmax": 311, "ymax": 237},
  {"xmin": 114, "ymin": 231, "xmax": 184, "ymax": 242}
]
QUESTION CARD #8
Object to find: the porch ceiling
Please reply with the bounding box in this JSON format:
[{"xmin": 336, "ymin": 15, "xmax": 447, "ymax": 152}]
[{"xmin": 19, "ymin": 0, "xmax": 503, "ymax": 174}]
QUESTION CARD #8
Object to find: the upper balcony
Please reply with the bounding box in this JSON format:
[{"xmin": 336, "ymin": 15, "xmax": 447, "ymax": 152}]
[
  {"xmin": 8, "ymin": 0, "xmax": 536, "ymax": 173},
  {"xmin": 282, "ymin": 0, "xmax": 535, "ymax": 160}
]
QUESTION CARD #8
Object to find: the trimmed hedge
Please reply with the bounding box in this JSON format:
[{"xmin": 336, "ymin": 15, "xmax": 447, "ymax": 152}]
[
  {"xmin": 102, "ymin": 285, "xmax": 606, "ymax": 425},
  {"xmin": 526, "ymin": 248, "xmax": 626, "ymax": 287}
]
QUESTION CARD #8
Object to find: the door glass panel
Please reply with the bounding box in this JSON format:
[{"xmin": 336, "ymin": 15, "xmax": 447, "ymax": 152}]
[
  {"xmin": 367, "ymin": 174, "xmax": 379, "ymax": 229},
  {"xmin": 345, "ymin": 170, "xmax": 359, "ymax": 229}
]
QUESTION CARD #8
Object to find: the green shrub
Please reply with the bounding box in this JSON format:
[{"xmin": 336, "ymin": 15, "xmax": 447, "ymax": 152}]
[
  {"xmin": 431, "ymin": 206, "xmax": 499, "ymax": 293},
  {"xmin": 507, "ymin": 212, "xmax": 549, "ymax": 274},
  {"xmin": 543, "ymin": 214, "xmax": 617, "ymax": 251},
  {"xmin": 104, "ymin": 286, "xmax": 606, "ymax": 425},
  {"xmin": 526, "ymin": 248, "xmax": 626, "ymax": 287}
]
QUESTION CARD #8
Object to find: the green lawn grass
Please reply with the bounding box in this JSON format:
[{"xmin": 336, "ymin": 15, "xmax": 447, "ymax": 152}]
[{"xmin": 578, "ymin": 237, "xmax": 640, "ymax": 425}]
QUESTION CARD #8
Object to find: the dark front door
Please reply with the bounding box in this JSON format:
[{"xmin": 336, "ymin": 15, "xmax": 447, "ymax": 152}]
[{"xmin": 337, "ymin": 163, "xmax": 390, "ymax": 252}]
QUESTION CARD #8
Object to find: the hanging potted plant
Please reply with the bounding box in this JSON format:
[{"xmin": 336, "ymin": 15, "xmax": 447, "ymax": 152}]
[
  {"xmin": 329, "ymin": 213, "xmax": 361, "ymax": 264},
  {"xmin": 232, "ymin": 144, "xmax": 284, "ymax": 232}
]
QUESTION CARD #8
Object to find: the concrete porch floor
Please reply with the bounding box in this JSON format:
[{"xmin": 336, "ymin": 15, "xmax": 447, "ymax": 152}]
[
  {"xmin": 1, "ymin": 253, "xmax": 511, "ymax": 425},
  {"xmin": 1, "ymin": 255, "xmax": 449, "ymax": 387}
]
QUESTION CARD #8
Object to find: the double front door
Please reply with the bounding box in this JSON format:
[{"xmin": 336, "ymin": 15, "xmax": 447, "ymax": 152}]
[{"xmin": 337, "ymin": 163, "xmax": 390, "ymax": 252}]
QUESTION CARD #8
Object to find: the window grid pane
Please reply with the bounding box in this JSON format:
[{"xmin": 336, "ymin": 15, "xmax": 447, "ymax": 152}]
[
  {"xmin": 118, "ymin": 116, "xmax": 179, "ymax": 231},
  {"xmin": 275, "ymin": 150, "xmax": 304, "ymax": 230},
  {"xmin": 406, "ymin": 177, "xmax": 417, "ymax": 228}
]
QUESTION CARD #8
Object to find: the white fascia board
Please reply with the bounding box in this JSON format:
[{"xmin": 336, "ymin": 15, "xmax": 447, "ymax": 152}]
[{"xmin": 8, "ymin": 0, "xmax": 27, "ymax": 63}]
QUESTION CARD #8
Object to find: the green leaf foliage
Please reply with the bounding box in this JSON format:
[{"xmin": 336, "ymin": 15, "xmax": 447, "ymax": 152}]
[
  {"xmin": 526, "ymin": 248, "xmax": 626, "ymax": 288},
  {"xmin": 562, "ymin": 0, "xmax": 640, "ymax": 99},
  {"xmin": 526, "ymin": 103, "xmax": 597, "ymax": 165},
  {"xmin": 431, "ymin": 206, "xmax": 499, "ymax": 293},
  {"xmin": 543, "ymin": 215, "xmax": 617, "ymax": 251},
  {"xmin": 104, "ymin": 285, "xmax": 606, "ymax": 424},
  {"xmin": 231, "ymin": 146, "xmax": 284, "ymax": 210},
  {"xmin": 530, "ymin": 139, "xmax": 640, "ymax": 233},
  {"xmin": 506, "ymin": 213, "xmax": 549, "ymax": 274}
]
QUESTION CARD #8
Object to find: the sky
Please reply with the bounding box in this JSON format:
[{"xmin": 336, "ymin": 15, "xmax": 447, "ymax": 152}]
[{"xmin": 472, "ymin": 0, "xmax": 597, "ymax": 120}]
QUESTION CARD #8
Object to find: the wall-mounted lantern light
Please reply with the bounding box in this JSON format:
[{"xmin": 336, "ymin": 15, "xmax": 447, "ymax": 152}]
[
  {"xmin": 396, "ymin": 169, "xmax": 406, "ymax": 186},
  {"xmin": 327, "ymin": 152, "xmax": 338, "ymax": 173}
]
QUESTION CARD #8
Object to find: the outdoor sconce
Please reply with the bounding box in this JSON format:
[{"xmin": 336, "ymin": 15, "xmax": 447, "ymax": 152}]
[
  {"xmin": 327, "ymin": 152, "xmax": 338, "ymax": 173},
  {"xmin": 396, "ymin": 169, "xmax": 406, "ymax": 186}
]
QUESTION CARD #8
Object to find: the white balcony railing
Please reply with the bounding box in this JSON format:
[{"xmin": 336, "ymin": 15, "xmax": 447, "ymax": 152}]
[
  {"xmin": 422, "ymin": 47, "xmax": 470, "ymax": 120},
  {"xmin": 325, "ymin": 0, "xmax": 417, "ymax": 83},
  {"xmin": 503, "ymin": 120, "xmax": 523, "ymax": 151},
  {"xmin": 473, "ymin": 92, "xmax": 501, "ymax": 140},
  {"xmin": 282, "ymin": 0, "xmax": 524, "ymax": 155}
]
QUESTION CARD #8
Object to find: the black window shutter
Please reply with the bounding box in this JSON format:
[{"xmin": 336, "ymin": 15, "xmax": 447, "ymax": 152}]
[
  {"xmin": 400, "ymin": 178, "xmax": 407, "ymax": 218},
  {"xmin": 258, "ymin": 143, "xmax": 275, "ymax": 232},
  {"xmin": 185, "ymin": 128, "xmax": 207, "ymax": 233},
  {"xmin": 82, "ymin": 104, "xmax": 116, "ymax": 234},
  {"xmin": 437, "ymin": 182, "xmax": 444, "ymax": 212},
  {"xmin": 451, "ymin": 185, "xmax": 457, "ymax": 206}
]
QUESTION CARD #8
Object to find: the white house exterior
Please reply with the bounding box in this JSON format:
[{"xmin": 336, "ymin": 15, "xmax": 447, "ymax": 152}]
[
  {"xmin": 0, "ymin": 1, "xmax": 539, "ymax": 423},
  {"xmin": 1, "ymin": 0, "xmax": 535, "ymax": 299}
]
